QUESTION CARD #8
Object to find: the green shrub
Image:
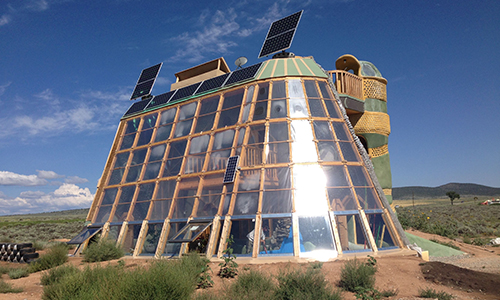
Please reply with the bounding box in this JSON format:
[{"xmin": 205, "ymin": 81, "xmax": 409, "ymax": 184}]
[
  {"xmin": 218, "ymin": 235, "xmax": 238, "ymax": 278},
  {"xmin": 41, "ymin": 265, "xmax": 80, "ymax": 286},
  {"xmin": 8, "ymin": 267, "xmax": 29, "ymax": 279},
  {"xmin": 472, "ymin": 237, "xmax": 489, "ymax": 246},
  {"xmin": 339, "ymin": 258, "xmax": 377, "ymax": 292},
  {"xmin": 226, "ymin": 270, "xmax": 274, "ymax": 300},
  {"xmin": 33, "ymin": 240, "xmax": 47, "ymax": 251},
  {"xmin": 82, "ymin": 239, "xmax": 124, "ymax": 262},
  {"xmin": 419, "ymin": 288, "xmax": 454, "ymax": 300},
  {"xmin": 0, "ymin": 279, "xmax": 23, "ymax": 293},
  {"xmin": 274, "ymin": 268, "xmax": 342, "ymax": 300},
  {"xmin": 0, "ymin": 265, "xmax": 10, "ymax": 275},
  {"xmin": 29, "ymin": 243, "xmax": 69, "ymax": 273}
]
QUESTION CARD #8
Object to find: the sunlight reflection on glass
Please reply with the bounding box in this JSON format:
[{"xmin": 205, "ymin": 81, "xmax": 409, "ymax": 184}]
[{"xmin": 293, "ymin": 164, "xmax": 328, "ymax": 215}]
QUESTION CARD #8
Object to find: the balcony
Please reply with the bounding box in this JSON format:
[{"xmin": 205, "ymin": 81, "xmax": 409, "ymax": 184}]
[{"xmin": 328, "ymin": 70, "xmax": 363, "ymax": 100}]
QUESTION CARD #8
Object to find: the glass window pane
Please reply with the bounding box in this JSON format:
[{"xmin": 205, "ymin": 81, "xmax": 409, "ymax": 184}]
[
  {"xmin": 304, "ymin": 80, "xmax": 319, "ymax": 98},
  {"xmin": 164, "ymin": 222, "xmax": 186, "ymax": 255},
  {"xmin": 323, "ymin": 165, "xmax": 349, "ymax": 187},
  {"xmin": 142, "ymin": 223, "xmax": 163, "ymax": 254},
  {"xmin": 178, "ymin": 177, "xmax": 200, "ymax": 196},
  {"xmin": 172, "ymin": 223, "xmax": 211, "ymax": 242},
  {"xmin": 149, "ymin": 144, "xmax": 166, "ymax": 162},
  {"xmin": 107, "ymin": 225, "xmax": 122, "ymax": 243},
  {"xmin": 213, "ymin": 129, "xmax": 235, "ymax": 150},
  {"xmin": 339, "ymin": 142, "xmax": 359, "ymax": 162},
  {"xmin": 113, "ymin": 203, "xmax": 131, "ymax": 222},
  {"xmin": 125, "ymin": 165, "xmax": 142, "ymax": 182},
  {"xmin": 120, "ymin": 134, "xmax": 136, "ymax": 150},
  {"xmin": 264, "ymin": 167, "xmax": 291, "ymax": 190},
  {"xmin": 218, "ymin": 107, "xmax": 240, "ymax": 128},
  {"xmin": 178, "ymin": 102, "xmax": 197, "ymax": 120},
  {"xmin": 288, "ymin": 80, "xmax": 308, "ymax": 118},
  {"xmin": 142, "ymin": 113, "xmax": 157, "ymax": 130},
  {"xmin": 332, "ymin": 121, "xmax": 350, "ymax": 141},
  {"xmin": 163, "ymin": 158, "xmax": 183, "ymax": 177},
  {"xmin": 241, "ymin": 86, "xmax": 255, "ymax": 123},
  {"xmin": 190, "ymin": 135, "xmax": 210, "ymax": 154},
  {"xmin": 196, "ymin": 194, "xmax": 221, "ymax": 217},
  {"xmin": 130, "ymin": 201, "xmax": 151, "ymax": 221},
  {"xmin": 252, "ymin": 101, "xmax": 267, "ymax": 120},
  {"xmin": 318, "ymin": 81, "xmax": 333, "ymax": 99},
  {"xmin": 348, "ymin": 166, "xmax": 370, "ymax": 187},
  {"xmin": 201, "ymin": 173, "xmax": 224, "ymax": 194},
  {"xmin": 324, "ymin": 100, "xmax": 341, "ymax": 118},
  {"xmin": 233, "ymin": 192, "xmax": 259, "ymax": 215},
  {"xmin": 317, "ymin": 141, "xmax": 341, "ymax": 161},
  {"xmin": 101, "ymin": 188, "xmax": 118, "ymax": 205},
  {"xmin": 308, "ymin": 99, "xmax": 326, "ymax": 117},
  {"xmin": 122, "ymin": 224, "xmax": 142, "ymax": 254},
  {"xmin": 293, "ymin": 164, "xmax": 329, "ymax": 215},
  {"xmin": 256, "ymin": 82, "xmax": 269, "ymax": 101},
  {"xmin": 114, "ymin": 152, "xmax": 130, "ymax": 169},
  {"xmin": 366, "ymin": 214, "xmax": 396, "ymax": 249},
  {"xmin": 269, "ymin": 122, "xmax": 289, "ymax": 142},
  {"xmin": 267, "ymin": 142, "xmax": 290, "ymax": 164},
  {"xmin": 118, "ymin": 186, "xmax": 136, "ymax": 203},
  {"xmin": 229, "ymin": 219, "xmax": 255, "ymax": 255},
  {"xmin": 137, "ymin": 128, "xmax": 154, "ymax": 146},
  {"xmin": 272, "ymin": 81, "xmax": 286, "ymax": 99},
  {"xmin": 159, "ymin": 108, "xmax": 177, "ymax": 125},
  {"xmin": 154, "ymin": 124, "xmax": 173, "ymax": 142},
  {"xmin": 208, "ymin": 149, "xmax": 231, "ymax": 171},
  {"xmin": 143, "ymin": 161, "xmax": 161, "ymax": 180},
  {"xmin": 328, "ymin": 188, "xmax": 358, "ymax": 211},
  {"xmin": 238, "ymin": 170, "xmax": 261, "ymax": 191},
  {"xmin": 299, "ymin": 216, "xmax": 336, "ymax": 252},
  {"xmin": 261, "ymin": 217, "xmax": 293, "ymax": 255},
  {"xmin": 149, "ymin": 199, "xmax": 172, "ymax": 220},
  {"xmin": 194, "ymin": 113, "xmax": 215, "ymax": 133},
  {"xmin": 247, "ymin": 124, "xmax": 266, "ymax": 145},
  {"xmin": 355, "ymin": 188, "xmax": 382, "ymax": 209},
  {"xmin": 199, "ymin": 96, "xmax": 220, "ymax": 115},
  {"xmin": 313, "ymin": 121, "xmax": 333, "ymax": 140},
  {"xmin": 137, "ymin": 183, "xmax": 155, "ymax": 201},
  {"xmin": 168, "ymin": 140, "xmax": 187, "ymax": 158},
  {"xmin": 174, "ymin": 119, "xmax": 193, "ymax": 137},
  {"xmin": 156, "ymin": 180, "xmax": 177, "ymax": 199},
  {"xmin": 94, "ymin": 205, "xmax": 112, "ymax": 223},
  {"xmin": 131, "ymin": 148, "xmax": 148, "ymax": 165},
  {"xmin": 184, "ymin": 154, "xmax": 206, "ymax": 174},
  {"xmin": 108, "ymin": 168, "xmax": 125, "ymax": 185},
  {"xmin": 125, "ymin": 118, "xmax": 140, "ymax": 134},
  {"xmin": 291, "ymin": 120, "xmax": 317, "ymax": 163},
  {"xmin": 262, "ymin": 190, "xmax": 292, "ymax": 214},
  {"xmin": 222, "ymin": 89, "xmax": 244, "ymax": 109},
  {"xmin": 335, "ymin": 214, "xmax": 371, "ymax": 252},
  {"xmin": 270, "ymin": 100, "xmax": 287, "ymax": 118},
  {"xmin": 171, "ymin": 198, "xmax": 195, "ymax": 218}
]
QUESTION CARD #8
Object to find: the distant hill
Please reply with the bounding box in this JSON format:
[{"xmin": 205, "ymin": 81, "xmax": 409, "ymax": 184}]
[{"xmin": 393, "ymin": 183, "xmax": 500, "ymax": 200}]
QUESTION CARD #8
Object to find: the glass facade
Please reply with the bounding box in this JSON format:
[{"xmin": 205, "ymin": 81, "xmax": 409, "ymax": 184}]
[{"xmin": 86, "ymin": 75, "xmax": 402, "ymax": 260}]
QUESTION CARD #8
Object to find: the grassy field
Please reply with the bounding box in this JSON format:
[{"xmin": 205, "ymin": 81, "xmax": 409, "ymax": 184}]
[{"xmin": 0, "ymin": 209, "xmax": 88, "ymax": 244}]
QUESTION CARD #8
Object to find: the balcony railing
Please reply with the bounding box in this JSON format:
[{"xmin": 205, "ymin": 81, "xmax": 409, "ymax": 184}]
[{"xmin": 329, "ymin": 70, "xmax": 363, "ymax": 100}]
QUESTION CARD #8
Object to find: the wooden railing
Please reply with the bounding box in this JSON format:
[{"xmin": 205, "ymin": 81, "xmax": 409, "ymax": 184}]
[{"xmin": 329, "ymin": 70, "xmax": 363, "ymax": 100}]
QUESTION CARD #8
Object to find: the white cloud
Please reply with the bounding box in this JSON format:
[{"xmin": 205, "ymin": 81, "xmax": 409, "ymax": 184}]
[
  {"xmin": 65, "ymin": 176, "xmax": 88, "ymax": 184},
  {"xmin": 154, "ymin": 77, "xmax": 171, "ymax": 86},
  {"xmin": 36, "ymin": 170, "xmax": 64, "ymax": 179},
  {"xmin": 0, "ymin": 81, "xmax": 11, "ymax": 98},
  {"xmin": 0, "ymin": 14, "xmax": 11, "ymax": 27},
  {"xmin": 25, "ymin": 0, "xmax": 49, "ymax": 12},
  {"xmin": 0, "ymin": 183, "xmax": 94, "ymax": 215},
  {"xmin": 0, "ymin": 171, "xmax": 48, "ymax": 186}
]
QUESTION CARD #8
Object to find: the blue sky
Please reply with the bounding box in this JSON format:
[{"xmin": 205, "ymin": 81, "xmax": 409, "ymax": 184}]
[{"xmin": 0, "ymin": 0, "xmax": 499, "ymax": 215}]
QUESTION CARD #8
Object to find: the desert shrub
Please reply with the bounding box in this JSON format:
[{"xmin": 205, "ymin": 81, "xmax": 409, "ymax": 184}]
[
  {"xmin": 0, "ymin": 265, "xmax": 10, "ymax": 275},
  {"xmin": 33, "ymin": 240, "xmax": 47, "ymax": 251},
  {"xmin": 29, "ymin": 243, "xmax": 69, "ymax": 273},
  {"xmin": 218, "ymin": 235, "xmax": 238, "ymax": 278},
  {"xmin": 8, "ymin": 267, "xmax": 29, "ymax": 279},
  {"xmin": 419, "ymin": 288, "xmax": 454, "ymax": 300},
  {"xmin": 0, "ymin": 279, "xmax": 23, "ymax": 293},
  {"xmin": 226, "ymin": 270, "xmax": 274, "ymax": 300},
  {"xmin": 43, "ymin": 254, "xmax": 204, "ymax": 300},
  {"xmin": 339, "ymin": 258, "xmax": 377, "ymax": 292},
  {"xmin": 82, "ymin": 239, "xmax": 124, "ymax": 262},
  {"xmin": 274, "ymin": 268, "xmax": 342, "ymax": 300},
  {"xmin": 472, "ymin": 237, "xmax": 489, "ymax": 246},
  {"xmin": 41, "ymin": 265, "xmax": 80, "ymax": 286},
  {"xmin": 309, "ymin": 261, "xmax": 324, "ymax": 270}
]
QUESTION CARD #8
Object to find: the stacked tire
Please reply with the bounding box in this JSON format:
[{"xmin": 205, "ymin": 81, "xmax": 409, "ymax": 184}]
[{"xmin": 0, "ymin": 243, "xmax": 39, "ymax": 263}]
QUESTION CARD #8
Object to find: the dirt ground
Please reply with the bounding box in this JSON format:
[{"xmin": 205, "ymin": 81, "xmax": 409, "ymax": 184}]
[{"xmin": 2, "ymin": 230, "xmax": 500, "ymax": 300}]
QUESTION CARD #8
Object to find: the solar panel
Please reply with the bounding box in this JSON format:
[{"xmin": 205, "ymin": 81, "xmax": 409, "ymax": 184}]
[
  {"xmin": 123, "ymin": 98, "xmax": 152, "ymax": 117},
  {"xmin": 145, "ymin": 90, "xmax": 176, "ymax": 110},
  {"xmin": 130, "ymin": 63, "xmax": 163, "ymax": 100},
  {"xmin": 195, "ymin": 73, "xmax": 231, "ymax": 95},
  {"xmin": 258, "ymin": 10, "xmax": 303, "ymax": 58},
  {"xmin": 169, "ymin": 82, "xmax": 202, "ymax": 102},
  {"xmin": 224, "ymin": 62, "xmax": 262, "ymax": 86},
  {"xmin": 223, "ymin": 156, "xmax": 240, "ymax": 183}
]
